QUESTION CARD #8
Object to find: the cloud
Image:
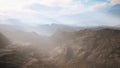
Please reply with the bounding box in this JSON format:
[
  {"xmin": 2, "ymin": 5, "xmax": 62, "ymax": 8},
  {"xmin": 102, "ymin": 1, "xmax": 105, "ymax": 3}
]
[
  {"xmin": 0, "ymin": 0, "xmax": 120, "ymax": 17},
  {"xmin": 88, "ymin": 3, "xmax": 108, "ymax": 11},
  {"xmin": 110, "ymin": 0, "xmax": 120, "ymax": 5},
  {"xmin": 25, "ymin": 4, "xmax": 61, "ymax": 16},
  {"xmin": 91, "ymin": 0, "xmax": 109, "ymax": 2},
  {"xmin": 0, "ymin": 0, "xmax": 120, "ymax": 26},
  {"xmin": 26, "ymin": 0, "xmax": 112, "ymax": 15},
  {"xmin": 107, "ymin": 4, "xmax": 120, "ymax": 16},
  {"xmin": 26, "ymin": 0, "xmax": 88, "ymax": 15},
  {"xmin": 0, "ymin": 11, "xmax": 6, "ymax": 16},
  {"xmin": 26, "ymin": 0, "xmax": 85, "ymax": 16},
  {"xmin": 37, "ymin": 0, "xmax": 73, "ymax": 7},
  {"xmin": 28, "ymin": 3, "xmax": 60, "ymax": 12},
  {"xmin": 59, "ymin": 4, "xmax": 85, "ymax": 15}
]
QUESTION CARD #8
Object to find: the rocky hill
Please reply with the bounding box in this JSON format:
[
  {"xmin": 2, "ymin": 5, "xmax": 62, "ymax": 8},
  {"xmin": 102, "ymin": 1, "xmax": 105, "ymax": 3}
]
[
  {"xmin": 0, "ymin": 28, "xmax": 120, "ymax": 68},
  {"xmin": 47, "ymin": 28, "xmax": 120, "ymax": 67}
]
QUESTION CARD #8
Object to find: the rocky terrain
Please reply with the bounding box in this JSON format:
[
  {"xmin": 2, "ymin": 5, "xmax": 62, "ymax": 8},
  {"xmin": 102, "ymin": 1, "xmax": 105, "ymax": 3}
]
[{"xmin": 0, "ymin": 27, "xmax": 120, "ymax": 68}]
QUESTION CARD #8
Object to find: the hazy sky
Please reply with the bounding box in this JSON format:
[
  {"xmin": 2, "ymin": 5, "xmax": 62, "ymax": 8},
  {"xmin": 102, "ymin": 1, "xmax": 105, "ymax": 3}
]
[{"xmin": 0, "ymin": 0, "xmax": 120, "ymax": 26}]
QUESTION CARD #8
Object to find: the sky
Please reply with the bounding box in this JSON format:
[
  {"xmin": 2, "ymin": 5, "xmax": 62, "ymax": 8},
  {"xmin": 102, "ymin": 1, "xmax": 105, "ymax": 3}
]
[{"xmin": 0, "ymin": 0, "xmax": 120, "ymax": 26}]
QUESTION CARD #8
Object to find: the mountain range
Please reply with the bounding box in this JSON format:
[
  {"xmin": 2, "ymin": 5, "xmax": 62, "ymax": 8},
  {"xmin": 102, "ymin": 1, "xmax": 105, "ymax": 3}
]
[{"xmin": 0, "ymin": 26, "xmax": 120, "ymax": 68}]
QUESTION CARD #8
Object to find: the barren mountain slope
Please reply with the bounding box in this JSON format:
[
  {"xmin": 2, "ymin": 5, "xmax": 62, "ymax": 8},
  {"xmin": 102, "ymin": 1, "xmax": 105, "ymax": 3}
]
[
  {"xmin": 48, "ymin": 28, "xmax": 120, "ymax": 68},
  {"xmin": 0, "ymin": 28, "xmax": 120, "ymax": 68}
]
